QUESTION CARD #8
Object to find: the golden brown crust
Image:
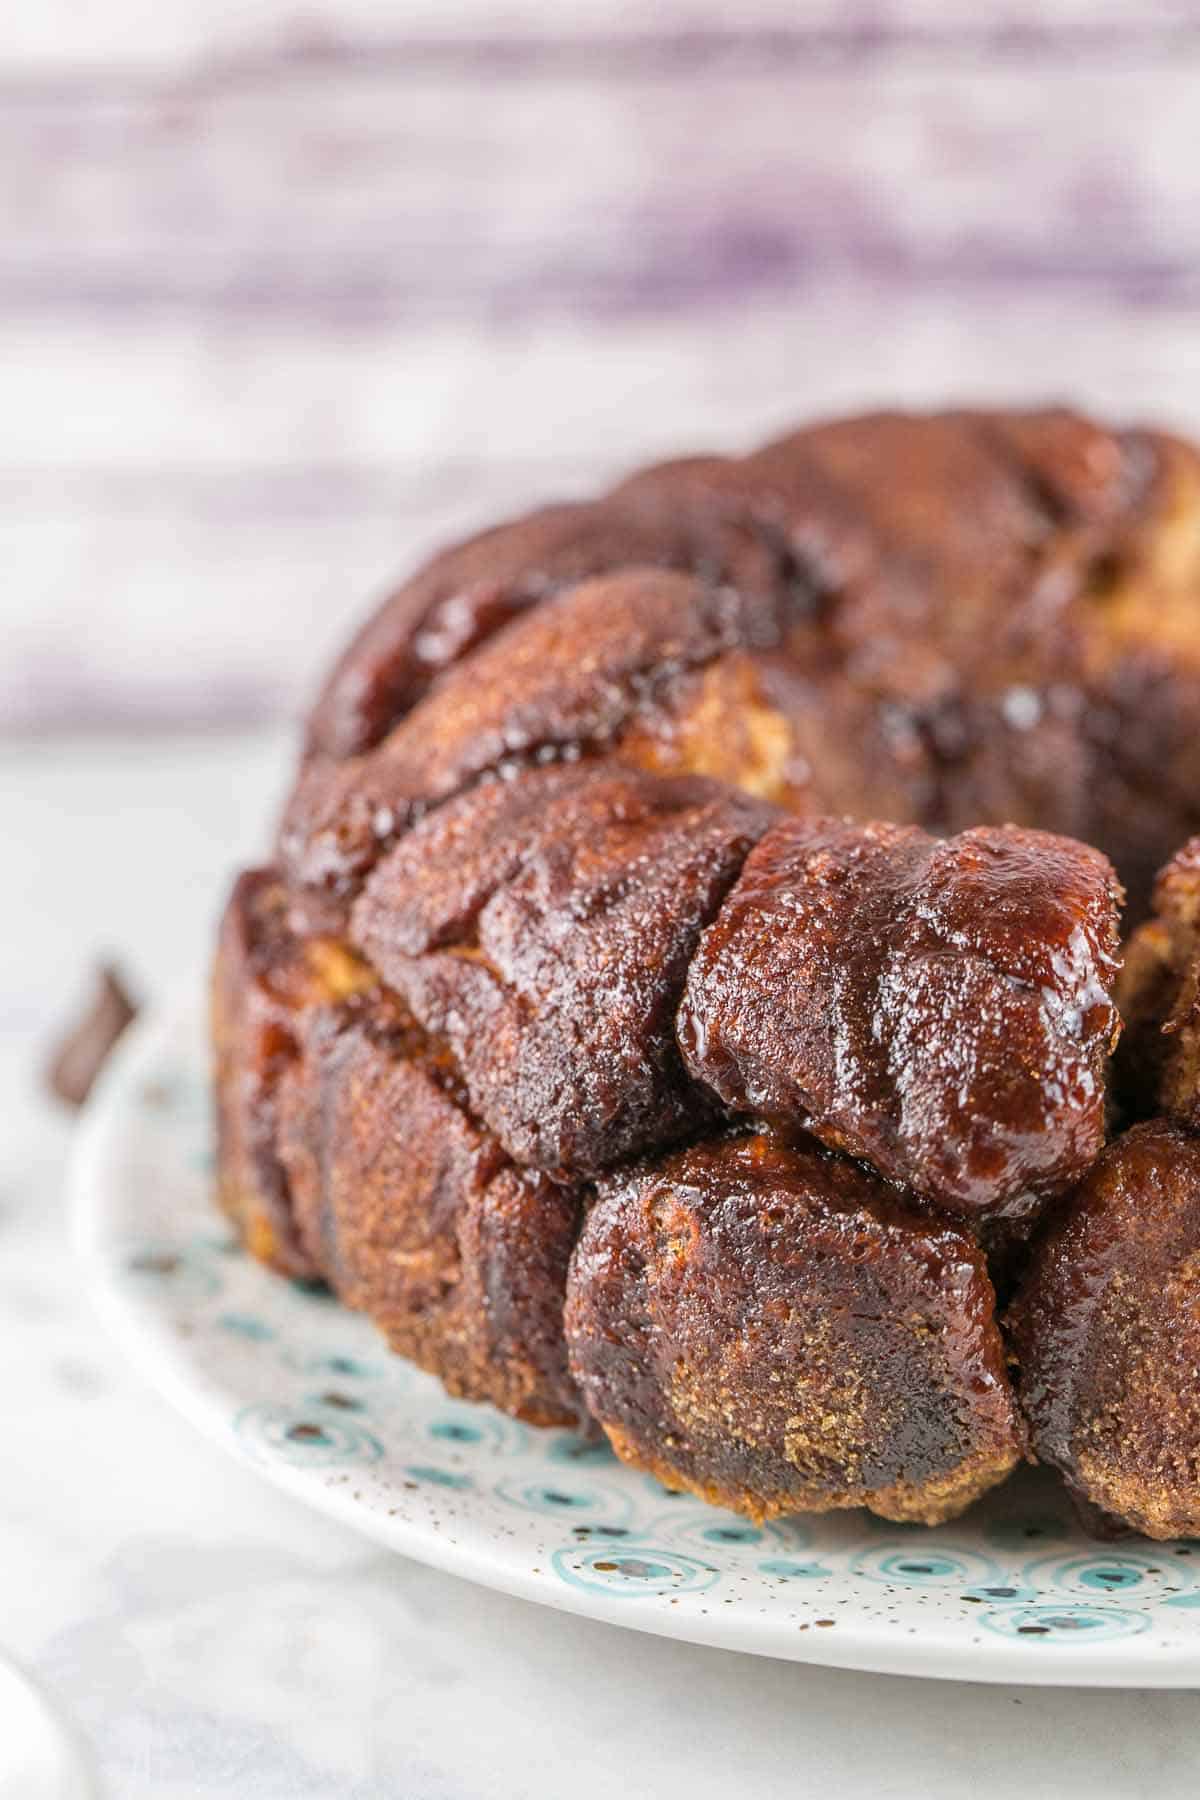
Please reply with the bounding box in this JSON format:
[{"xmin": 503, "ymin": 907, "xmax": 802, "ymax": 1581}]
[
  {"xmin": 281, "ymin": 408, "xmax": 1200, "ymax": 927},
  {"xmin": 1115, "ymin": 836, "xmax": 1200, "ymax": 1126},
  {"xmin": 351, "ymin": 762, "xmax": 778, "ymax": 1176},
  {"xmin": 305, "ymin": 492, "xmax": 776, "ymax": 762},
  {"xmin": 212, "ymin": 405, "xmax": 1200, "ymax": 1530},
  {"xmin": 210, "ymin": 869, "xmax": 375, "ymax": 1277},
  {"xmin": 679, "ymin": 817, "xmax": 1123, "ymax": 1221},
  {"xmin": 1008, "ymin": 1119, "xmax": 1200, "ymax": 1539},
  {"xmin": 277, "ymin": 1000, "xmax": 583, "ymax": 1427},
  {"xmin": 280, "ymin": 567, "xmax": 782, "ymax": 902},
  {"xmin": 565, "ymin": 1134, "xmax": 1024, "ymax": 1523}
]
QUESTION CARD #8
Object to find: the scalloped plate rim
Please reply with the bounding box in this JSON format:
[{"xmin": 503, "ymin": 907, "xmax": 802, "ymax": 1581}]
[{"xmin": 69, "ymin": 990, "xmax": 1200, "ymax": 1687}]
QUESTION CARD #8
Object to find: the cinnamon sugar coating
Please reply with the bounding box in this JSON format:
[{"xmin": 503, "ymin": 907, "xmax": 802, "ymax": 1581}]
[
  {"xmin": 211, "ymin": 869, "xmax": 375, "ymax": 1277},
  {"xmin": 352, "ymin": 763, "xmax": 777, "ymax": 1176},
  {"xmin": 1008, "ymin": 1119, "xmax": 1200, "ymax": 1539},
  {"xmin": 212, "ymin": 406, "xmax": 1200, "ymax": 1531},
  {"xmin": 566, "ymin": 1134, "xmax": 1024, "ymax": 1523},
  {"xmin": 278, "ymin": 1003, "xmax": 582, "ymax": 1426}
]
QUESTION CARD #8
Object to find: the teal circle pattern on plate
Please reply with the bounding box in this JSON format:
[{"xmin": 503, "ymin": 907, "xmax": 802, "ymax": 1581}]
[
  {"xmin": 283, "ymin": 1349, "xmax": 391, "ymax": 1383},
  {"xmin": 648, "ymin": 1507, "xmax": 809, "ymax": 1556},
  {"xmin": 1024, "ymin": 1551, "xmax": 1197, "ymax": 1604},
  {"xmin": 552, "ymin": 1546, "xmax": 720, "ymax": 1599},
  {"xmin": 427, "ymin": 1412, "xmax": 529, "ymax": 1457},
  {"xmin": 981, "ymin": 1605, "xmax": 1151, "ymax": 1643},
  {"xmin": 218, "ymin": 1311, "xmax": 275, "ymax": 1342},
  {"xmin": 672, "ymin": 1517, "xmax": 767, "ymax": 1552},
  {"xmin": 495, "ymin": 1473, "xmax": 634, "ymax": 1526},
  {"xmin": 962, "ymin": 1583, "xmax": 1039, "ymax": 1605},
  {"xmin": 849, "ymin": 1544, "xmax": 1003, "ymax": 1590},
  {"xmin": 404, "ymin": 1465, "xmax": 473, "ymax": 1490},
  {"xmin": 759, "ymin": 1559, "xmax": 833, "ymax": 1581},
  {"xmin": 233, "ymin": 1402, "xmax": 384, "ymax": 1468}
]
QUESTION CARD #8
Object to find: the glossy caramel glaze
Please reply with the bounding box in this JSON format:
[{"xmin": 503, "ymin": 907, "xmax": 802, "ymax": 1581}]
[
  {"xmin": 1114, "ymin": 836, "xmax": 1200, "ymax": 1126},
  {"xmin": 565, "ymin": 1133, "xmax": 1024, "ymax": 1523},
  {"xmin": 289, "ymin": 408, "xmax": 1200, "ymax": 924},
  {"xmin": 679, "ymin": 817, "xmax": 1123, "ymax": 1221},
  {"xmin": 1008, "ymin": 1119, "xmax": 1200, "ymax": 1539},
  {"xmin": 280, "ymin": 567, "xmax": 787, "ymax": 904},
  {"xmin": 214, "ymin": 872, "xmax": 583, "ymax": 1423},
  {"xmin": 306, "ymin": 491, "xmax": 776, "ymax": 762},
  {"xmin": 212, "ymin": 406, "xmax": 1200, "ymax": 1531},
  {"xmin": 351, "ymin": 762, "xmax": 778, "ymax": 1176}
]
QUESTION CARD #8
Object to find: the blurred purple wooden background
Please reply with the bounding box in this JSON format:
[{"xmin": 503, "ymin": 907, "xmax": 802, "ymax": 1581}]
[{"xmin": 5, "ymin": 0, "xmax": 1200, "ymax": 734}]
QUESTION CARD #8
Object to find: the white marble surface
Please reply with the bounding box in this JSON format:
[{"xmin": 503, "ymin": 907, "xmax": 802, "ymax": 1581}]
[{"xmin": 6, "ymin": 729, "xmax": 1200, "ymax": 1799}]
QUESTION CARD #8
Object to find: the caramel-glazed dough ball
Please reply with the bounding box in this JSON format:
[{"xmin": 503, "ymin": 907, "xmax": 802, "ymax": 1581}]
[
  {"xmin": 278, "ymin": 1001, "xmax": 583, "ymax": 1427},
  {"xmin": 211, "ymin": 869, "xmax": 375, "ymax": 1277},
  {"xmin": 352, "ymin": 762, "xmax": 778, "ymax": 1177},
  {"xmin": 565, "ymin": 1133, "xmax": 1024, "ymax": 1523},
  {"xmin": 212, "ymin": 407, "xmax": 1200, "ymax": 1532},
  {"xmin": 282, "ymin": 408, "xmax": 1200, "ymax": 924},
  {"xmin": 1115, "ymin": 836, "xmax": 1200, "ymax": 1125},
  {"xmin": 678, "ymin": 817, "xmax": 1122, "ymax": 1221},
  {"xmin": 280, "ymin": 566, "xmax": 793, "ymax": 902},
  {"xmin": 306, "ymin": 491, "xmax": 776, "ymax": 762},
  {"xmin": 1008, "ymin": 1119, "xmax": 1200, "ymax": 1538}
]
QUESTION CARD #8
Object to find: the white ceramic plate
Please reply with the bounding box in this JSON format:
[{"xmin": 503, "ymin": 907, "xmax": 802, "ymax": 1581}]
[{"xmin": 72, "ymin": 993, "xmax": 1200, "ymax": 1686}]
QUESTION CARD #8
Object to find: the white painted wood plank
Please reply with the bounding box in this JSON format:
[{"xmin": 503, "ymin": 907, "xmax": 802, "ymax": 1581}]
[
  {"xmin": 6, "ymin": 8, "xmax": 1200, "ymax": 733},
  {"xmin": 6, "ymin": 290, "xmax": 1200, "ymax": 732},
  {"xmin": 4, "ymin": 61, "xmax": 1198, "ymax": 325},
  {"xmin": 8, "ymin": 290, "xmax": 1200, "ymax": 479},
  {"xmin": 7, "ymin": 2, "xmax": 1199, "ymax": 72}
]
